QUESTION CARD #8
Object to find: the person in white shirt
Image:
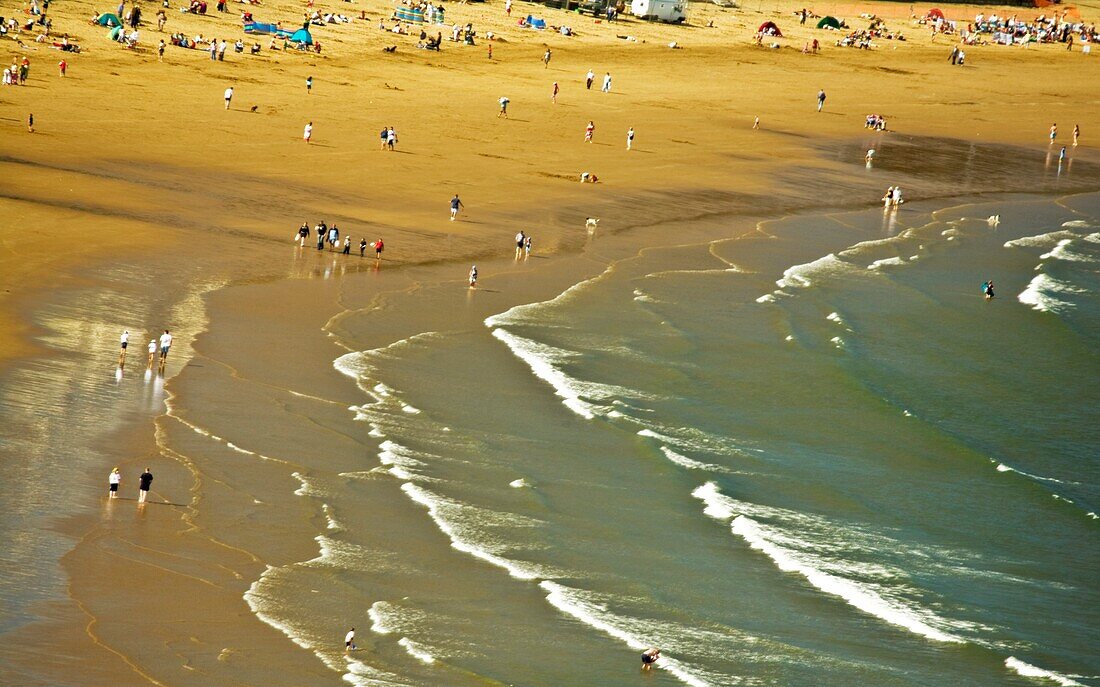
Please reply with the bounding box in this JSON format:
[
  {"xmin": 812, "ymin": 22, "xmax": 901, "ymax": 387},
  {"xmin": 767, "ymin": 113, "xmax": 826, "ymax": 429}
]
[
  {"xmin": 303, "ymin": 121, "xmax": 313, "ymax": 143},
  {"xmin": 108, "ymin": 468, "xmax": 121, "ymax": 499},
  {"xmin": 159, "ymin": 330, "xmax": 173, "ymax": 364},
  {"xmin": 344, "ymin": 627, "xmax": 356, "ymax": 652},
  {"xmin": 224, "ymin": 86, "xmax": 233, "ymax": 109},
  {"xmin": 118, "ymin": 330, "xmax": 130, "ymax": 367},
  {"xmin": 147, "ymin": 339, "xmax": 157, "ymax": 368},
  {"xmin": 585, "ymin": 69, "xmax": 594, "ymax": 89},
  {"xmin": 601, "ymin": 72, "xmax": 611, "ymax": 92}
]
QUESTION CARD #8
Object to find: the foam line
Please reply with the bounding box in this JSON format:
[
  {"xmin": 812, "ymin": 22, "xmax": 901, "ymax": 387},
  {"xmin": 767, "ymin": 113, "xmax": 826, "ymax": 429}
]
[{"xmin": 1005, "ymin": 657, "xmax": 1086, "ymax": 686}]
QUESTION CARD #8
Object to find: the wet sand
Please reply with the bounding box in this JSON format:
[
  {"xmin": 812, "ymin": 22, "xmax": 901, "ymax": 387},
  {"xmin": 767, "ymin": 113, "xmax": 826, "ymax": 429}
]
[{"xmin": 2, "ymin": 0, "xmax": 1099, "ymax": 682}]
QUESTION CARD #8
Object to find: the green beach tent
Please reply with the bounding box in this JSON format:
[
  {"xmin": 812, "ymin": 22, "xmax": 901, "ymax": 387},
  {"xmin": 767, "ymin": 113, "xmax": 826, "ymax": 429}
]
[
  {"xmin": 817, "ymin": 15, "xmax": 841, "ymax": 29},
  {"xmin": 96, "ymin": 12, "xmax": 122, "ymax": 26}
]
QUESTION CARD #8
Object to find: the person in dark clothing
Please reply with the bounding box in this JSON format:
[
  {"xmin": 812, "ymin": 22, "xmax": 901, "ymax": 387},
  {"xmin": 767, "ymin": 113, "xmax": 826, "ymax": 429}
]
[{"xmin": 138, "ymin": 468, "xmax": 153, "ymax": 503}]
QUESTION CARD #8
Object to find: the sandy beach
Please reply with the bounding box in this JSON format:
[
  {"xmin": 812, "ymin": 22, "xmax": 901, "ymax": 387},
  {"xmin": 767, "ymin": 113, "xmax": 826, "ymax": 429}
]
[{"xmin": 2, "ymin": 0, "xmax": 1099, "ymax": 683}]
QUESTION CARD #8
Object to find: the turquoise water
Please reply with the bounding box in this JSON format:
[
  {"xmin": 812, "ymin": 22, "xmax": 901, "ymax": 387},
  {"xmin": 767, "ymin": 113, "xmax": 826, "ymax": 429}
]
[{"xmin": 238, "ymin": 193, "xmax": 1100, "ymax": 686}]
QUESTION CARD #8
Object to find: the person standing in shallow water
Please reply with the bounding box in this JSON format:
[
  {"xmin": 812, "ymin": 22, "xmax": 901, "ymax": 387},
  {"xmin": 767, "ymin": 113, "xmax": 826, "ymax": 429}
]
[
  {"xmin": 982, "ymin": 279, "xmax": 995, "ymax": 300},
  {"xmin": 468, "ymin": 265, "xmax": 478, "ymax": 287},
  {"xmin": 642, "ymin": 648, "xmax": 660, "ymax": 670},
  {"xmin": 138, "ymin": 468, "xmax": 153, "ymax": 503},
  {"xmin": 108, "ymin": 468, "xmax": 121, "ymax": 498}
]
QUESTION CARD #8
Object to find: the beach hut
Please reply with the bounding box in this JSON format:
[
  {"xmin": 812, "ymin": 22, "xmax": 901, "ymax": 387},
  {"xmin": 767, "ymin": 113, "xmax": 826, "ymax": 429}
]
[
  {"xmin": 926, "ymin": 8, "xmax": 944, "ymax": 20},
  {"xmin": 816, "ymin": 15, "xmax": 841, "ymax": 29},
  {"xmin": 630, "ymin": 0, "xmax": 686, "ymax": 22},
  {"xmin": 395, "ymin": 6, "xmax": 426, "ymax": 23},
  {"xmin": 757, "ymin": 20, "xmax": 782, "ymax": 36},
  {"xmin": 95, "ymin": 12, "xmax": 122, "ymax": 26}
]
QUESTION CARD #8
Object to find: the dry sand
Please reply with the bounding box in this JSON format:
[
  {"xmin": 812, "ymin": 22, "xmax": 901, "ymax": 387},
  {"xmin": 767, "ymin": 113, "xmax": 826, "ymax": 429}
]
[{"xmin": 1, "ymin": 0, "xmax": 1099, "ymax": 682}]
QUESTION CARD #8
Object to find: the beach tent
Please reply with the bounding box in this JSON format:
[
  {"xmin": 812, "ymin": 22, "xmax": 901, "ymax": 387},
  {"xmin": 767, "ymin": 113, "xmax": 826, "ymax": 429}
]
[
  {"xmin": 395, "ymin": 6, "xmax": 426, "ymax": 23},
  {"xmin": 757, "ymin": 20, "xmax": 781, "ymax": 36},
  {"xmin": 926, "ymin": 8, "xmax": 944, "ymax": 20},
  {"xmin": 288, "ymin": 27, "xmax": 313, "ymax": 44},
  {"xmin": 95, "ymin": 12, "xmax": 122, "ymax": 26},
  {"xmin": 816, "ymin": 15, "xmax": 841, "ymax": 29},
  {"xmin": 107, "ymin": 25, "xmax": 122, "ymax": 39},
  {"xmin": 243, "ymin": 21, "xmax": 281, "ymax": 34}
]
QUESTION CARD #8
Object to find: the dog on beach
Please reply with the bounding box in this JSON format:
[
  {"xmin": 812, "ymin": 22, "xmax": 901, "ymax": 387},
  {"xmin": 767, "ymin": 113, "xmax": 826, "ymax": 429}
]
[
  {"xmin": 250, "ymin": 105, "xmax": 259, "ymax": 112},
  {"xmin": 585, "ymin": 218, "xmax": 600, "ymax": 231}
]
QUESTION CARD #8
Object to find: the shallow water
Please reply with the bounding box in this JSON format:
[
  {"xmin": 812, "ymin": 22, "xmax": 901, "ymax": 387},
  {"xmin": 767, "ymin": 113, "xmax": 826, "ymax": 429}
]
[{"xmin": 235, "ymin": 192, "xmax": 1100, "ymax": 686}]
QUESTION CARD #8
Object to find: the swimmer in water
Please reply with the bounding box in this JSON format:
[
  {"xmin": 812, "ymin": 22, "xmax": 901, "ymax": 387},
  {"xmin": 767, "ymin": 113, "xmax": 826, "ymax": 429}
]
[
  {"xmin": 641, "ymin": 647, "xmax": 660, "ymax": 670},
  {"xmin": 983, "ymin": 279, "xmax": 995, "ymax": 300}
]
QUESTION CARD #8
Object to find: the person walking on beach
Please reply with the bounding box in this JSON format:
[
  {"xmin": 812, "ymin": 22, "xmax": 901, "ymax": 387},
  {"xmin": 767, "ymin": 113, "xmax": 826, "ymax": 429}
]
[
  {"xmin": 118, "ymin": 330, "xmax": 130, "ymax": 367},
  {"xmin": 374, "ymin": 238, "xmax": 384, "ymax": 261},
  {"xmin": 1049, "ymin": 123, "xmax": 1057, "ymax": 145},
  {"xmin": 328, "ymin": 225, "xmax": 339, "ymax": 250},
  {"xmin": 1059, "ymin": 146, "xmax": 1067, "ymax": 163},
  {"xmin": 817, "ymin": 89, "xmax": 826, "ymax": 112},
  {"xmin": 524, "ymin": 234, "xmax": 532, "ymax": 258},
  {"xmin": 949, "ymin": 45, "xmax": 959, "ymax": 64},
  {"xmin": 297, "ymin": 222, "xmax": 310, "ymax": 246},
  {"xmin": 642, "ymin": 648, "xmax": 661, "ymax": 670},
  {"xmin": 515, "ymin": 230, "xmax": 525, "ymax": 258},
  {"xmin": 109, "ymin": 468, "xmax": 121, "ymax": 498},
  {"xmin": 58, "ymin": 59, "xmax": 66, "ymax": 76},
  {"xmin": 1073, "ymin": 124, "xmax": 1080, "ymax": 147},
  {"xmin": 137, "ymin": 468, "xmax": 153, "ymax": 503},
  {"xmin": 498, "ymin": 96, "xmax": 509, "ymax": 118},
  {"xmin": 303, "ymin": 121, "xmax": 313, "ymax": 143},
  {"xmin": 342, "ymin": 236, "xmax": 351, "ymax": 255},
  {"xmin": 158, "ymin": 39, "xmax": 166, "ymax": 60},
  {"xmin": 468, "ymin": 265, "xmax": 478, "ymax": 288},
  {"xmin": 601, "ymin": 72, "xmax": 612, "ymax": 93},
  {"xmin": 543, "ymin": 47, "xmax": 552, "ymax": 68},
  {"xmin": 158, "ymin": 330, "xmax": 173, "ymax": 365},
  {"xmin": 379, "ymin": 127, "xmax": 388, "ymax": 151},
  {"xmin": 147, "ymin": 339, "xmax": 157, "ymax": 368},
  {"xmin": 626, "ymin": 127, "xmax": 634, "ymax": 150},
  {"xmin": 753, "ymin": 115, "xmax": 760, "ymax": 129},
  {"xmin": 387, "ymin": 126, "xmax": 397, "ymax": 151},
  {"xmin": 345, "ymin": 628, "xmax": 356, "ymax": 653},
  {"xmin": 585, "ymin": 69, "xmax": 594, "ymax": 90},
  {"xmin": 450, "ymin": 194, "xmax": 464, "ymax": 221},
  {"xmin": 306, "ymin": 75, "xmax": 313, "ymax": 94},
  {"xmin": 584, "ymin": 120, "xmax": 595, "ymax": 143},
  {"xmin": 359, "ymin": 238, "xmax": 367, "ymax": 257},
  {"xmin": 891, "ymin": 186, "xmax": 902, "ymax": 206},
  {"xmin": 552, "ymin": 81, "xmax": 558, "ymax": 104},
  {"xmin": 316, "ymin": 226, "xmax": 325, "ymax": 251},
  {"xmin": 224, "ymin": 86, "xmax": 233, "ymax": 109},
  {"xmin": 27, "ymin": 113, "xmax": 34, "ymax": 133},
  {"xmin": 505, "ymin": 0, "xmax": 512, "ymax": 15}
]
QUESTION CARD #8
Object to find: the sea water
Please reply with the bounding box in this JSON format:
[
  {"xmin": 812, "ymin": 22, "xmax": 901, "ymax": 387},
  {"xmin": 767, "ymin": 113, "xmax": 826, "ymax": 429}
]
[{"xmin": 245, "ymin": 193, "xmax": 1099, "ymax": 687}]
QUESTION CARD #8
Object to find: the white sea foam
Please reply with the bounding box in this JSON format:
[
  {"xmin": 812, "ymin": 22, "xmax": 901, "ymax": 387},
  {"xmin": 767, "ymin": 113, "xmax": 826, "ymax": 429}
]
[
  {"xmin": 244, "ymin": 566, "xmax": 314, "ymax": 650},
  {"xmin": 292, "ymin": 471, "xmax": 323, "ymax": 498},
  {"xmin": 1018, "ymin": 274, "xmax": 1082, "ymax": 313},
  {"xmin": 378, "ymin": 440, "xmax": 428, "ymax": 481},
  {"xmin": 994, "ymin": 463, "xmax": 1075, "ymax": 485},
  {"xmin": 636, "ymin": 427, "xmax": 751, "ymax": 458},
  {"xmin": 509, "ymin": 478, "xmax": 531, "ymax": 488},
  {"xmin": 397, "ymin": 638, "xmax": 436, "ymax": 665},
  {"xmin": 368, "ymin": 601, "xmax": 397, "ymax": 634},
  {"xmin": 1041, "ymin": 239, "xmax": 1097, "ymax": 263},
  {"xmin": 1060, "ymin": 220, "xmax": 1095, "ymax": 230},
  {"xmin": 659, "ymin": 446, "xmax": 726, "ymax": 472},
  {"xmin": 540, "ymin": 581, "xmax": 714, "ymax": 687},
  {"xmin": 775, "ymin": 253, "xmax": 848, "ymax": 289},
  {"xmin": 868, "ymin": 256, "xmax": 906, "ymax": 270},
  {"xmin": 342, "ymin": 658, "xmax": 416, "ymax": 687},
  {"xmin": 1085, "ymin": 232, "xmax": 1100, "ymax": 244},
  {"xmin": 830, "ymin": 336, "xmax": 845, "ymax": 349},
  {"xmin": 322, "ymin": 503, "xmax": 342, "ymax": 531},
  {"xmin": 489, "ymin": 328, "xmax": 631, "ymax": 420},
  {"xmin": 1004, "ymin": 230, "xmax": 1077, "ymax": 249},
  {"xmin": 400, "ymin": 404, "xmax": 421, "ymax": 414},
  {"xmin": 485, "ymin": 269, "xmax": 611, "ymax": 328},
  {"xmin": 400, "ymin": 482, "xmax": 545, "ymax": 580},
  {"xmin": 1005, "ymin": 657, "xmax": 1086, "ymax": 686},
  {"xmin": 755, "ymin": 293, "xmax": 779, "ymax": 304},
  {"xmin": 691, "ymin": 482, "xmax": 964, "ymax": 644}
]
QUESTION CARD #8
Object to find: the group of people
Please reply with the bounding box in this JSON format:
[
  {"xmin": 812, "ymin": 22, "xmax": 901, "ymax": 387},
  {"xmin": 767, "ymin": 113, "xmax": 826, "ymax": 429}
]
[
  {"xmin": 1049, "ymin": 123, "xmax": 1081, "ymax": 147},
  {"xmin": 108, "ymin": 467, "xmax": 156, "ymax": 503},
  {"xmin": 881, "ymin": 186, "xmax": 903, "ymax": 207},
  {"xmin": 296, "ymin": 222, "xmax": 385, "ymax": 260},
  {"xmin": 969, "ymin": 11, "xmax": 1097, "ymax": 47},
  {"xmin": 118, "ymin": 328, "xmax": 174, "ymax": 371},
  {"xmin": 3, "ymin": 56, "xmax": 30, "ymax": 85},
  {"xmin": 864, "ymin": 114, "xmax": 888, "ymax": 130}
]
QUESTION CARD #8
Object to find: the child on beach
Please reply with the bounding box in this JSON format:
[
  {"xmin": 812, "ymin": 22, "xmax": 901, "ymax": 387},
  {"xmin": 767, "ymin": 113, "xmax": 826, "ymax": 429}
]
[
  {"xmin": 108, "ymin": 468, "xmax": 121, "ymax": 498},
  {"xmin": 58, "ymin": 59, "xmax": 66, "ymax": 76},
  {"xmin": 360, "ymin": 238, "xmax": 367, "ymax": 256},
  {"xmin": 306, "ymin": 75, "xmax": 312, "ymax": 94},
  {"xmin": 342, "ymin": 236, "xmax": 351, "ymax": 255},
  {"xmin": 147, "ymin": 339, "xmax": 157, "ymax": 367},
  {"xmin": 374, "ymin": 238, "xmax": 384, "ymax": 260},
  {"xmin": 1050, "ymin": 123, "xmax": 1057, "ymax": 144},
  {"xmin": 585, "ymin": 121, "xmax": 594, "ymax": 142},
  {"xmin": 119, "ymin": 330, "xmax": 129, "ymax": 367},
  {"xmin": 303, "ymin": 121, "xmax": 312, "ymax": 142},
  {"xmin": 468, "ymin": 265, "xmax": 478, "ymax": 287},
  {"xmin": 552, "ymin": 81, "xmax": 558, "ymax": 104},
  {"xmin": 224, "ymin": 86, "xmax": 233, "ymax": 109},
  {"xmin": 498, "ymin": 96, "xmax": 509, "ymax": 118}
]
